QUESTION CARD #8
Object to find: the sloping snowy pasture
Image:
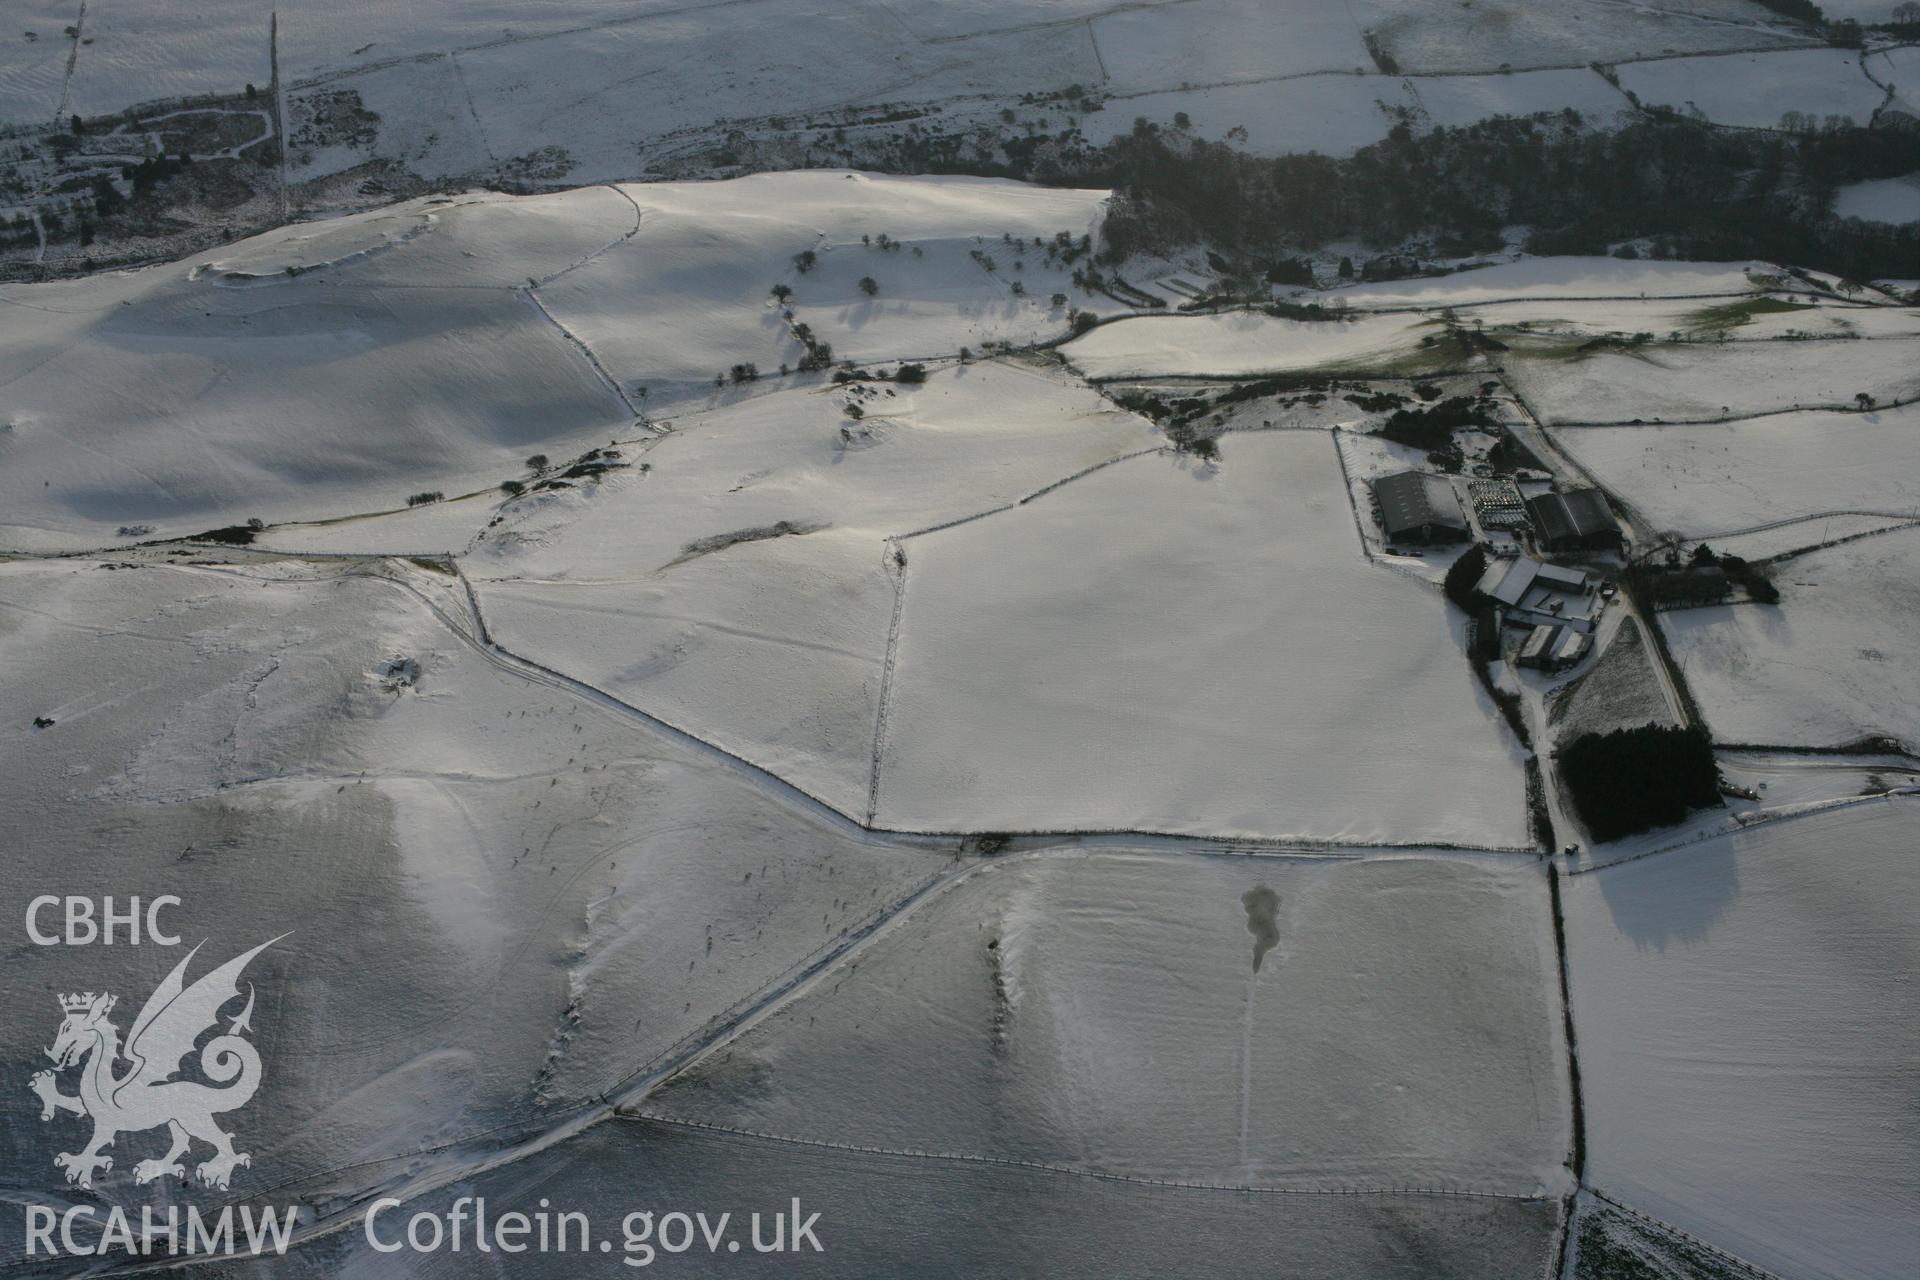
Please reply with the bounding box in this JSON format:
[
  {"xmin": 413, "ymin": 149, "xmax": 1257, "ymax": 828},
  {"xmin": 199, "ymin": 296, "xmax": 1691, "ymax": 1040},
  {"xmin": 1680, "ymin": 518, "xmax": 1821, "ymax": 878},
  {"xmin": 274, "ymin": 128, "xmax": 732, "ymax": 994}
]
[
  {"xmin": 1548, "ymin": 403, "xmax": 1920, "ymax": 537},
  {"xmin": 537, "ymin": 172, "xmax": 1109, "ymax": 406},
  {"xmin": 1083, "ymin": 79, "xmax": 1414, "ymax": 159},
  {"xmin": 647, "ymin": 850, "xmax": 1570, "ymax": 1195},
  {"xmin": 2, "ymin": 0, "xmax": 1813, "ymax": 195},
  {"xmin": 1316, "ymin": 256, "xmax": 1774, "ymax": 308},
  {"xmin": 1565, "ymin": 798, "xmax": 1920, "ymax": 1280},
  {"xmin": 1868, "ymin": 43, "xmax": 1920, "ymax": 120},
  {"xmin": 0, "ymin": 175, "xmax": 1114, "ymax": 553},
  {"xmin": 1062, "ymin": 309, "xmax": 1438, "ymax": 380},
  {"xmin": 1407, "ymin": 66, "xmax": 1632, "ymax": 130},
  {"xmin": 1835, "ymin": 177, "xmax": 1920, "ymax": 225},
  {"xmin": 1508, "ymin": 336, "xmax": 1920, "ymax": 424},
  {"xmin": 1613, "ymin": 47, "xmax": 1884, "ymax": 130},
  {"xmin": 1662, "ymin": 529, "xmax": 1920, "ymax": 749},
  {"xmin": 469, "ymin": 361, "xmax": 1160, "ymax": 818},
  {"xmin": 448, "ymin": 4, "xmax": 1106, "ymax": 185},
  {"xmin": 62, "ymin": 0, "xmax": 273, "ymax": 118},
  {"xmin": 0, "ymin": 6, "xmax": 83, "ymax": 122},
  {"xmin": 876, "ymin": 433, "xmax": 1530, "ymax": 846},
  {"xmin": 1457, "ymin": 294, "xmax": 1920, "ymax": 342},
  {"xmin": 0, "ymin": 556, "xmax": 948, "ymax": 1216},
  {"xmin": 0, "ymin": 189, "xmax": 652, "ymax": 552},
  {"xmin": 1702, "ymin": 512, "xmax": 1914, "ymax": 562},
  {"xmin": 31, "ymin": 0, "xmax": 1807, "ymax": 137},
  {"xmin": 1082, "ymin": 68, "xmax": 1630, "ymax": 159},
  {"xmin": 1094, "ymin": 0, "xmax": 1797, "ymax": 89},
  {"xmin": 1360, "ymin": 0, "xmax": 1801, "ymax": 73},
  {"xmin": 1092, "ymin": 0, "xmax": 1369, "ymax": 87}
]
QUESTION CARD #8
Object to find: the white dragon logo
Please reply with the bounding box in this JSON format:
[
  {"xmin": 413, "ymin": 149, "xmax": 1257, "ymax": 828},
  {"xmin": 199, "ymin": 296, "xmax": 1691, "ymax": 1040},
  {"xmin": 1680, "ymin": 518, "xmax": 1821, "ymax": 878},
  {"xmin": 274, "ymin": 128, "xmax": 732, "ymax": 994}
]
[{"xmin": 29, "ymin": 937, "xmax": 284, "ymax": 1191}]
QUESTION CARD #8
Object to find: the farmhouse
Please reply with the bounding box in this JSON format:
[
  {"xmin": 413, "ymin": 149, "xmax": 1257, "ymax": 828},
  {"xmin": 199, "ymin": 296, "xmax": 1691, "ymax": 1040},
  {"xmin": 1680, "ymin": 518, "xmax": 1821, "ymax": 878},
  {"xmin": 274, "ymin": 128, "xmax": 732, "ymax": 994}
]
[
  {"xmin": 1476, "ymin": 556, "xmax": 1604, "ymax": 633},
  {"xmin": 1372, "ymin": 470, "xmax": 1469, "ymax": 544},
  {"xmin": 1526, "ymin": 488, "xmax": 1624, "ymax": 553}
]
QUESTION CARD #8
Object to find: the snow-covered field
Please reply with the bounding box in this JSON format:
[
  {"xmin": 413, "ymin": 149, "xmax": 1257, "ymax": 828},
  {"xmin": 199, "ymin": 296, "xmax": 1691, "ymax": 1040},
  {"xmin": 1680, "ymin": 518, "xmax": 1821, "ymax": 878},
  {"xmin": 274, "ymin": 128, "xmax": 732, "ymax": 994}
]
[
  {"xmin": 1663, "ymin": 529, "xmax": 1920, "ymax": 748},
  {"xmin": 4, "ymin": 104, "xmax": 1917, "ymax": 1270},
  {"xmin": 1406, "ymin": 66, "xmax": 1632, "ymax": 131},
  {"xmin": 0, "ymin": 555, "xmax": 951, "ymax": 1225},
  {"xmin": 1316, "ymin": 256, "xmax": 1773, "ymax": 308},
  {"xmin": 275, "ymin": 1117, "xmax": 1565, "ymax": 1278},
  {"xmin": 0, "ymin": 8, "xmax": 81, "ymax": 122},
  {"xmin": 1091, "ymin": 0, "xmax": 1368, "ymax": 87},
  {"xmin": 1548, "ymin": 403, "xmax": 1920, "ymax": 537},
  {"xmin": 469, "ymin": 361, "xmax": 1160, "ymax": 819},
  {"xmin": 0, "ymin": 190, "xmax": 646, "ymax": 552},
  {"xmin": 63, "ymin": 0, "xmax": 273, "ymax": 118},
  {"xmin": 1509, "ymin": 336, "xmax": 1920, "ymax": 424},
  {"xmin": 1085, "ymin": 68, "xmax": 1630, "ymax": 159},
  {"xmin": 443, "ymin": 2, "xmax": 1106, "ymax": 184},
  {"xmin": 876, "ymin": 433, "xmax": 1530, "ymax": 846},
  {"xmin": 1703, "ymin": 512, "xmax": 1915, "ymax": 561},
  {"xmin": 536, "ymin": 172, "xmax": 1109, "ymax": 405},
  {"xmin": 0, "ymin": 0, "xmax": 1813, "ymax": 204},
  {"xmin": 1869, "ymin": 42, "xmax": 1920, "ymax": 120},
  {"xmin": 0, "ymin": 174, "xmax": 1117, "ymax": 553},
  {"xmin": 1565, "ymin": 797, "xmax": 1920, "ymax": 1280},
  {"xmin": 1063, "ymin": 310, "xmax": 1437, "ymax": 380},
  {"xmin": 37, "ymin": 0, "xmax": 1801, "ymax": 135},
  {"xmin": 1359, "ymin": 0, "xmax": 1800, "ymax": 73},
  {"xmin": 648, "ymin": 850, "xmax": 1570, "ymax": 1193},
  {"xmin": 1836, "ymin": 176, "xmax": 1920, "ymax": 225},
  {"xmin": 1083, "ymin": 78, "xmax": 1421, "ymax": 160},
  {"xmin": 1459, "ymin": 293, "xmax": 1920, "ymax": 343},
  {"xmin": 1614, "ymin": 47, "xmax": 1884, "ymax": 130}
]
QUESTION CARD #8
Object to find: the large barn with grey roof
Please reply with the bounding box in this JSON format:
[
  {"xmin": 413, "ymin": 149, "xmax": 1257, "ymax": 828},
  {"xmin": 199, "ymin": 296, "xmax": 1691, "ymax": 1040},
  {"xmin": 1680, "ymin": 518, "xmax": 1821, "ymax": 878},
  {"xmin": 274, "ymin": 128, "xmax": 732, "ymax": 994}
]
[
  {"xmin": 1525, "ymin": 488, "xmax": 1623, "ymax": 553},
  {"xmin": 1371, "ymin": 470, "xmax": 1469, "ymax": 545}
]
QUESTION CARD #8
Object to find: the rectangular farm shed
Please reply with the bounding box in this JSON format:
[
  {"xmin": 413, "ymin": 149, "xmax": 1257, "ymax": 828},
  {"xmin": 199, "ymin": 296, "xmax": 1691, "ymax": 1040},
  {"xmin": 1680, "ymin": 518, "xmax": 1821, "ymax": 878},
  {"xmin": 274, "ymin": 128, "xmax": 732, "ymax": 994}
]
[
  {"xmin": 1373, "ymin": 470, "xmax": 1469, "ymax": 544},
  {"xmin": 1526, "ymin": 488, "xmax": 1623, "ymax": 553}
]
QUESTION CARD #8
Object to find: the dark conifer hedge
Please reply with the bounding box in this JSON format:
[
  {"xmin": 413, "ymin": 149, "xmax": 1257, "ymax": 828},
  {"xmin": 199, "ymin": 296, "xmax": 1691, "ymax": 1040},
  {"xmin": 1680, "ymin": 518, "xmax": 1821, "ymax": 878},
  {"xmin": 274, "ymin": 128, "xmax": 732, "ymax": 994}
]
[{"xmin": 1561, "ymin": 724, "xmax": 1720, "ymax": 842}]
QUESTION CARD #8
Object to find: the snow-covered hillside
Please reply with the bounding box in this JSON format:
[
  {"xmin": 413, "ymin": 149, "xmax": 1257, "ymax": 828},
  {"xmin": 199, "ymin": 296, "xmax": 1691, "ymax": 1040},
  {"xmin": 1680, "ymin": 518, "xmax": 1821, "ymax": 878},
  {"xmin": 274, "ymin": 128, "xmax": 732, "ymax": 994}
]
[
  {"xmin": 469, "ymin": 359, "xmax": 1157, "ymax": 819},
  {"xmin": 5, "ymin": 144, "xmax": 1919, "ymax": 1278},
  {"xmin": 0, "ymin": 174, "xmax": 1111, "ymax": 553},
  {"xmin": 0, "ymin": 555, "xmax": 952, "ymax": 1220},
  {"xmin": 0, "ymin": 0, "xmax": 1860, "ymax": 212}
]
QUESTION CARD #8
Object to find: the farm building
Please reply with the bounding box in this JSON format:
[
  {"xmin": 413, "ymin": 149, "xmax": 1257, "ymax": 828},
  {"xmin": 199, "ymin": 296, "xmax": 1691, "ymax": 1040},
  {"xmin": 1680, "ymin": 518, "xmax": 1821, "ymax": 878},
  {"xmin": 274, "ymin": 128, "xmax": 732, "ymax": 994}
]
[
  {"xmin": 1468, "ymin": 478, "xmax": 1530, "ymax": 532},
  {"xmin": 1476, "ymin": 556, "xmax": 1604, "ymax": 633},
  {"xmin": 1373, "ymin": 470, "xmax": 1469, "ymax": 544},
  {"xmin": 1526, "ymin": 488, "xmax": 1624, "ymax": 553},
  {"xmin": 1518, "ymin": 622, "xmax": 1591, "ymax": 671}
]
